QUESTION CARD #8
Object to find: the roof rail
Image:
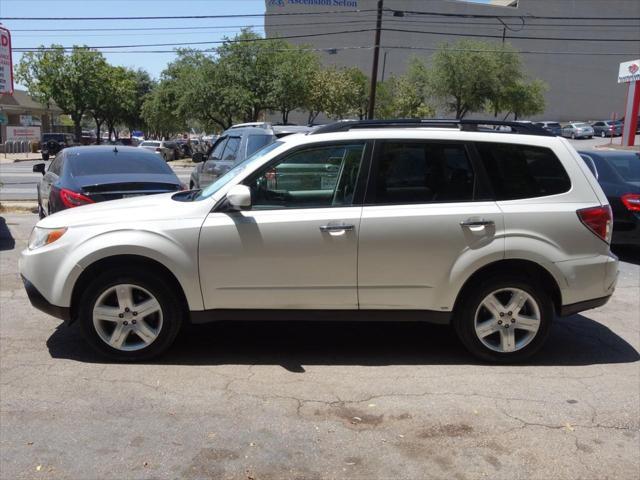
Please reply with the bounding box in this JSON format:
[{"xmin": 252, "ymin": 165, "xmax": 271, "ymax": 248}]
[{"xmin": 310, "ymin": 119, "xmax": 554, "ymax": 137}]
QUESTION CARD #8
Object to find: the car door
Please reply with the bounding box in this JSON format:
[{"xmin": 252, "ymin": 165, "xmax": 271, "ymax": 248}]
[
  {"xmin": 357, "ymin": 140, "xmax": 504, "ymax": 311},
  {"xmin": 198, "ymin": 141, "xmax": 369, "ymax": 310},
  {"xmin": 199, "ymin": 136, "xmax": 228, "ymax": 188},
  {"xmin": 41, "ymin": 153, "xmax": 64, "ymax": 214}
]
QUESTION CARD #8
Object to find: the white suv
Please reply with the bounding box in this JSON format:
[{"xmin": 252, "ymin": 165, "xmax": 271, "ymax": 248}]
[{"xmin": 20, "ymin": 120, "xmax": 618, "ymax": 362}]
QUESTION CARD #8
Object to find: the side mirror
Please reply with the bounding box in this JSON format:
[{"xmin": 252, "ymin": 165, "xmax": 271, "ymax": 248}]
[
  {"xmin": 226, "ymin": 184, "xmax": 251, "ymax": 210},
  {"xmin": 33, "ymin": 163, "xmax": 46, "ymax": 175},
  {"xmin": 192, "ymin": 152, "xmax": 204, "ymax": 163}
]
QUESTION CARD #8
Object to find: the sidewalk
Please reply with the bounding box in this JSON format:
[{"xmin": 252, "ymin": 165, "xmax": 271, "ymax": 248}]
[{"xmin": 0, "ymin": 152, "xmax": 42, "ymax": 164}]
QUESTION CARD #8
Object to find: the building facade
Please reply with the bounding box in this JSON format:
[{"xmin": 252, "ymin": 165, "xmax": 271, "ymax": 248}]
[{"xmin": 264, "ymin": 0, "xmax": 640, "ymax": 121}]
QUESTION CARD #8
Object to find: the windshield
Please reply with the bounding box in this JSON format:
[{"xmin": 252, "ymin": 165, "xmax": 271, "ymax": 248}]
[
  {"xmin": 608, "ymin": 154, "xmax": 640, "ymax": 182},
  {"xmin": 194, "ymin": 141, "xmax": 284, "ymax": 201}
]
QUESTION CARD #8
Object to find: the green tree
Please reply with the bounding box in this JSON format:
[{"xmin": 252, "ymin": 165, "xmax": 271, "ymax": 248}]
[
  {"xmin": 216, "ymin": 29, "xmax": 283, "ymax": 122},
  {"xmin": 141, "ymin": 81, "xmax": 185, "ymax": 139},
  {"xmin": 271, "ymin": 44, "xmax": 320, "ymax": 124},
  {"xmin": 376, "ymin": 59, "xmax": 435, "ymax": 119},
  {"xmin": 500, "ymin": 79, "xmax": 547, "ymax": 120},
  {"xmin": 122, "ymin": 69, "xmax": 155, "ymax": 134},
  {"xmin": 429, "ymin": 40, "xmax": 522, "ymax": 119},
  {"xmin": 16, "ymin": 45, "xmax": 106, "ymax": 141}
]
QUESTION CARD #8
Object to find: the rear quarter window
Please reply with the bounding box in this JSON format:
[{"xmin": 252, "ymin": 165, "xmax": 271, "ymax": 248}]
[{"xmin": 476, "ymin": 142, "xmax": 571, "ymax": 200}]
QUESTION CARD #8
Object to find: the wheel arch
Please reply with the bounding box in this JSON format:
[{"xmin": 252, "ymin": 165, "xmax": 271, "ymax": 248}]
[
  {"xmin": 452, "ymin": 259, "xmax": 563, "ymax": 316},
  {"xmin": 70, "ymin": 254, "xmax": 190, "ymax": 324}
]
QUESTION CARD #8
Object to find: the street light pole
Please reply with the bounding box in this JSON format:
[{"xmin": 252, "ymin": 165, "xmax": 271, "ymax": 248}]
[{"xmin": 367, "ymin": 0, "xmax": 384, "ymax": 120}]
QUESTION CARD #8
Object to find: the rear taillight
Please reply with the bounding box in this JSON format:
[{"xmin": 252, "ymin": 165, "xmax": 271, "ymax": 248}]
[
  {"xmin": 621, "ymin": 193, "xmax": 640, "ymax": 212},
  {"xmin": 577, "ymin": 205, "xmax": 612, "ymax": 243},
  {"xmin": 155, "ymin": 147, "xmax": 162, "ymax": 152},
  {"xmin": 59, "ymin": 188, "xmax": 95, "ymax": 208}
]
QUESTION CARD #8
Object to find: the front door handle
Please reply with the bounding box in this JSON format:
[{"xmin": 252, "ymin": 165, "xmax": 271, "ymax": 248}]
[
  {"xmin": 319, "ymin": 224, "xmax": 355, "ymax": 232},
  {"xmin": 460, "ymin": 218, "xmax": 495, "ymax": 227}
]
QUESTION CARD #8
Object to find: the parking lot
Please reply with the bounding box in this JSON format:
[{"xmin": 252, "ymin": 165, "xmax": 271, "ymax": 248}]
[{"xmin": 0, "ymin": 212, "xmax": 638, "ymax": 479}]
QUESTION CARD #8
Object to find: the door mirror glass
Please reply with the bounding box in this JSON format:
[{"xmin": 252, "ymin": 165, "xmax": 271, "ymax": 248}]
[
  {"xmin": 192, "ymin": 152, "xmax": 204, "ymax": 163},
  {"xmin": 33, "ymin": 163, "xmax": 46, "ymax": 175},
  {"xmin": 226, "ymin": 184, "xmax": 252, "ymax": 210}
]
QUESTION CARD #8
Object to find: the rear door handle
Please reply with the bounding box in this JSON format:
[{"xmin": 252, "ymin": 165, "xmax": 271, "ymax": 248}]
[
  {"xmin": 460, "ymin": 218, "xmax": 495, "ymax": 227},
  {"xmin": 319, "ymin": 224, "xmax": 355, "ymax": 232}
]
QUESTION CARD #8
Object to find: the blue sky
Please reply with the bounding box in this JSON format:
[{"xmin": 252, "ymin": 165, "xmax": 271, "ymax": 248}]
[{"xmin": 1, "ymin": 0, "xmax": 491, "ymax": 86}]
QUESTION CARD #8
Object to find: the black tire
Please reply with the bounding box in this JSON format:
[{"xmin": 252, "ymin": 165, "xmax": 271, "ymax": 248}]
[
  {"xmin": 78, "ymin": 268, "xmax": 184, "ymax": 361},
  {"xmin": 453, "ymin": 275, "xmax": 553, "ymax": 363},
  {"xmin": 42, "ymin": 153, "xmax": 49, "ymax": 161}
]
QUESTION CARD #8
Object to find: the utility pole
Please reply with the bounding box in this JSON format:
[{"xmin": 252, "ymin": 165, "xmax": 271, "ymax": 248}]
[{"xmin": 367, "ymin": 0, "xmax": 383, "ymax": 120}]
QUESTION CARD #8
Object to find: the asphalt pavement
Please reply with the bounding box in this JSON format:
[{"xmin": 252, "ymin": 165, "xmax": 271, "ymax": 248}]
[
  {"xmin": 0, "ymin": 212, "xmax": 638, "ymax": 479},
  {"xmin": 0, "ymin": 160, "xmax": 193, "ymax": 201}
]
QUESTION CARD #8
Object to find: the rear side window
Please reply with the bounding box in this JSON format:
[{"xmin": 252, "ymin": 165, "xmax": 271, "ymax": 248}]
[
  {"xmin": 476, "ymin": 142, "xmax": 571, "ymax": 200},
  {"xmin": 369, "ymin": 142, "xmax": 475, "ymax": 204}
]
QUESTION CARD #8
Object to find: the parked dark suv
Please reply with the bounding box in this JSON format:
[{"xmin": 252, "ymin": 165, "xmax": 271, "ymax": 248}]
[{"xmin": 41, "ymin": 133, "xmax": 76, "ymax": 160}]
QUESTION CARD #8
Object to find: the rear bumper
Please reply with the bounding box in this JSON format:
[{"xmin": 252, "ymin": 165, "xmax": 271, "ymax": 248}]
[
  {"xmin": 559, "ymin": 295, "xmax": 611, "ymax": 317},
  {"xmin": 21, "ymin": 275, "xmax": 71, "ymax": 322}
]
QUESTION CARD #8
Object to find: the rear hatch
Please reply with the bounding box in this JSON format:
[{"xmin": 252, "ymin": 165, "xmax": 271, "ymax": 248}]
[{"xmin": 77, "ymin": 174, "xmax": 181, "ymax": 202}]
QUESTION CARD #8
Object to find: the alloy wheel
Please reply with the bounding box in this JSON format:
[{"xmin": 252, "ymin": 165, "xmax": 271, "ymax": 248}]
[
  {"xmin": 474, "ymin": 288, "xmax": 541, "ymax": 353},
  {"xmin": 92, "ymin": 284, "xmax": 163, "ymax": 351}
]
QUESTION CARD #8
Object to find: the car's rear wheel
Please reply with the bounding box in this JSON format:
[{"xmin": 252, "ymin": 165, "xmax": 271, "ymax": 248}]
[
  {"xmin": 78, "ymin": 269, "xmax": 183, "ymax": 361},
  {"xmin": 571, "ymin": 133, "xmax": 576, "ymax": 139},
  {"xmin": 454, "ymin": 276, "xmax": 553, "ymax": 363}
]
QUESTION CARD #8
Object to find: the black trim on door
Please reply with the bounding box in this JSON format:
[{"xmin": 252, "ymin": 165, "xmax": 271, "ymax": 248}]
[{"xmin": 190, "ymin": 308, "xmax": 451, "ymax": 325}]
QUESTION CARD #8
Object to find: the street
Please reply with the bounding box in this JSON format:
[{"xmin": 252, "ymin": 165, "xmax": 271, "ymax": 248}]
[
  {"xmin": 0, "ymin": 212, "xmax": 638, "ymax": 479},
  {"xmin": 0, "ymin": 159, "xmax": 193, "ymax": 201}
]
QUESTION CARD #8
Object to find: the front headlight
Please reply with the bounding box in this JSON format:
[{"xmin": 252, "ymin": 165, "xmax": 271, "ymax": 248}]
[{"xmin": 28, "ymin": 227, "xmax": 67, "ymax": 250}]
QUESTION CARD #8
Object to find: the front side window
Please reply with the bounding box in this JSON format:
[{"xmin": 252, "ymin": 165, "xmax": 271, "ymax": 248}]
[
  {"xmin": 221, "ymin": 137, "xmax": 241, "ymax": 161},
  {"xmin": 246, "ymin": 143, "xmax": 365, "ymax": 209},
  {"xmin": 209, "ymin": 137, "xmax": 227, "ymax": 159},
  {"xmin": 368, "ymin": 142, "xmax": 475, "ymax": 205},
  {"xmin": 476, "ymin": 142, "xmax": 571, "ymax": 200}
]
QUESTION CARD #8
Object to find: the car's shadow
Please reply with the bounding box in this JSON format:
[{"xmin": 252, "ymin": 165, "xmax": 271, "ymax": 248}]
[
  {"xmin": 612, "ymin": 245, "xmax": 640, "ymax": 266},
  {"xmin": 0, "ymin": 217, "xmax": 16, "ymax": 251},
  {"xmin": 47, "ymin": 314, "xmax": 639, "ymax": 370}
]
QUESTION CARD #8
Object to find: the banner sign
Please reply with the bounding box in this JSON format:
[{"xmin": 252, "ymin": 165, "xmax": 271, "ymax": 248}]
[
  {"xmin": 618, "ymin": 59, "xmax": 640, "ymax": 84},
  {"xmin": 6, "ymin": 126, "xmax": 41, "ymax": 141},
  {"xmin": 0, "ymin": 26, "xmax": 14, "ymax": 95}
]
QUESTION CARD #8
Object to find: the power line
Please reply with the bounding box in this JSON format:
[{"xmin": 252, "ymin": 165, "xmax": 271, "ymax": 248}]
[
  {"xmin": 11, "ymin": 29, "xmax": 379, "ymax": 51},
  {"xmin": 0, "ymin": 9, "xmax": 377, "ymax": 21},
  {"xmin": 9, "ymin": 17, "xmax": 379, "ymax": 32},
  {"xmin": 12, "ymin": 26, "xmax": 637, "ymax": 51},
  {"xmin": 387, "ymin": 8, "xmax": 640, "ymax": 21},
  {"xmin": 12, "ymin": 45, "xmax": 636, "ymax": 57},
  {"xmin": 381, "ymin": 27, "xmax": 639, "ymax": 42}
]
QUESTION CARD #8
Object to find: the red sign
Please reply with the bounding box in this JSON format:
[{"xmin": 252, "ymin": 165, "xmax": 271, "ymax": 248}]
[{"xmin": 0, "ymin": 26, "xmax": 14, "ymax": 95}]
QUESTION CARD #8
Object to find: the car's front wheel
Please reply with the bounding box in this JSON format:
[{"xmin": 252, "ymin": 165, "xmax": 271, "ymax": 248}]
[
  {"xmin": 454, "ymin": 276, "xmax": 553, "ymax": 363},
  {"xmin": 78, "ymin": 269, "xmax": 183, "ymax": 361}
]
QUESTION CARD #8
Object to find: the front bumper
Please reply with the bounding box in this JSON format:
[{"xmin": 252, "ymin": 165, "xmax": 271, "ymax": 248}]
[{"xmin": 21, "ymin": 275, "xmax": 71, "ymax": 322}]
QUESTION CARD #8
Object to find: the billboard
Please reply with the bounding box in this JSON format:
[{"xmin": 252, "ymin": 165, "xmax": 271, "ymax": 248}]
[
  {"xmin": 618, "ymin": 59, "xmax": 640, "ymax": 84},
  {"xmin": 0, "ymin": 26, "xmax": 14, "ymax": 95}
]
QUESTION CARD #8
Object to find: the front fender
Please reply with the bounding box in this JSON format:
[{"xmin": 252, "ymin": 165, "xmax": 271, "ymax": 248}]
[{"xmin": 61, "ymin": 226, "xmax": 203, "ymax": 310}]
